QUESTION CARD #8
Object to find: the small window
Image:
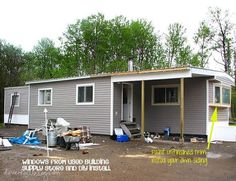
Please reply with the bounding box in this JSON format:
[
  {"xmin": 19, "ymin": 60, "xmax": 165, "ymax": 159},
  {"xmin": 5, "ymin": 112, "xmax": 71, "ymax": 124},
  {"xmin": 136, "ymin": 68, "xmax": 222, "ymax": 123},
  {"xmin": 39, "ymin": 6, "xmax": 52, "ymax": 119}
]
[
  {"xmin": 222, "ymin": 88, "xmax": 230, "ymax": 104},
  {"xmin": 152, "ymin": 85, "xmax": 179, "ymax": 105},
  {"xmin": 38, "ymin": 88, "xmax": 52, "ymax": 106},
  {"xmin": 214, "ymin": 86, "xmax": 221, "ymax": 103},
  {"xmin": 213, "ymin": 84, "xmax": 231, "ymax": 105},
  {"xmin": 76, "ymin": 83, "xmax": 94, "ymax": 105},
  {"xmin": 11, "ymin": 93, "xmax": 20, "ymax": 107}
]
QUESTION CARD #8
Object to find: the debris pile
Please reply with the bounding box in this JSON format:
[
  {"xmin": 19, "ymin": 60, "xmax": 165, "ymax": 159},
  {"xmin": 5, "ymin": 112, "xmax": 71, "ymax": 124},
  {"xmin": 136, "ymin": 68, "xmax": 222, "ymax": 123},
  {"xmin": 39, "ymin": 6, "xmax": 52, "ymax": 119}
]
[
  {"xmin": 62, "ymin": 126, "xmax": 92, "ymax": 143},
  {"xmin": 7, "ymin": 117, "xmax": 92, "ymax": 151},
  {"xmin": 9, "ymin": 130, "xmax": 41, "ymax": 145},
  {"xmin": 0, "ymin": 137, "xmax": 12, "ymax": 151}
]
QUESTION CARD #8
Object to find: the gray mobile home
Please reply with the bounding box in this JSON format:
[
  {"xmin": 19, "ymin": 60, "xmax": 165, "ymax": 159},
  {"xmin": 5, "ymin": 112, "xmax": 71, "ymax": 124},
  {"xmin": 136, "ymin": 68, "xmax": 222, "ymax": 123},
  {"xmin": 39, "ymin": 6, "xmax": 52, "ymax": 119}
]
[{"xmin": 4, "ymin": 67, "xmax": 236, "ymax": 141}]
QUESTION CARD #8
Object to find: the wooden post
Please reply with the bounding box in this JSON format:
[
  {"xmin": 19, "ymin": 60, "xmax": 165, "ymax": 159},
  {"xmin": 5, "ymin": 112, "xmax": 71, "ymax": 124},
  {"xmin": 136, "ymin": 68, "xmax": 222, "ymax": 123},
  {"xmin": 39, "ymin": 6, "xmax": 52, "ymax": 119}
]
[
  {"xmin": 141, "ymin": 80, "xmax": 145, "ymax": 139},
  {"xmin": 180, "ymin": 78, "xmax": 184, "ymax": 142}
]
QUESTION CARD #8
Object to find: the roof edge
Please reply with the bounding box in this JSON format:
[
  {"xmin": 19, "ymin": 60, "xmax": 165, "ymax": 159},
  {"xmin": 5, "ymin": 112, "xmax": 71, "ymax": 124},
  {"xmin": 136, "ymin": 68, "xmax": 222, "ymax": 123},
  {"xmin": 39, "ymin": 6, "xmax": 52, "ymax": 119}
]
[
  {"xmin": 4, "ymin": 85, "xmax": 29, "ymax": 90},
  {"xmin": 24, "ymin": 66, "xmax": 234, "ymax": 85},
  {"xmin": 110, "ymin": 67, "xmax": 190, "ymax": 76},
  {"xmin": 190, "ymin": 67, "xmax": 234, "ymax": 84},
  {"xmin": 25, "ymin": 75, "xmax": 91, "ymax": 85}
]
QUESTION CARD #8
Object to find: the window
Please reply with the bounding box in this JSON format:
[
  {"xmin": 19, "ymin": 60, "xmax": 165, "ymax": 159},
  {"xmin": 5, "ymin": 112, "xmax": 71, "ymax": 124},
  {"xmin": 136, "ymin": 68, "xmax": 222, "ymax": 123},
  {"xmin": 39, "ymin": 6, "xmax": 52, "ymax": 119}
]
[
  {"xmin": 213, "ymin": 84, "xmax": 231, "ymax": 105},
  {"xmin": 166, "ymin": 88, "xmax": 178, "ymax": 103},
  {"xmin": 38, "ymin": 88, "xmax": 52, "ymax": 106},
  {"xmin": 152, "ymin": 85, "xmax": 179, "ymax": 105},
  {"xmin": 76, "ymin": 83, "xmax": 94, "ymax": 105},
  {"xmin": 214, "ymin": 86, "xmax": 221, "ymax": 103},
  {"xmin": 222, "ymin": 88, "xmax": 230, "ymax": 104},
  {"xmin": 11, "ymin": 93, "xmax": 20, "ymax": 107}
]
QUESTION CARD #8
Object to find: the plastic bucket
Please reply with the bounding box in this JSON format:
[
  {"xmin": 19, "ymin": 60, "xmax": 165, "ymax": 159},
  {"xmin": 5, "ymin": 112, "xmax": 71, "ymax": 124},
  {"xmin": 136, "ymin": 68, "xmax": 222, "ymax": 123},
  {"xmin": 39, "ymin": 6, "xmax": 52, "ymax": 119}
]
[{"xmin": 164, "ymin": 128, "xmax": 170, "ymax": 136}]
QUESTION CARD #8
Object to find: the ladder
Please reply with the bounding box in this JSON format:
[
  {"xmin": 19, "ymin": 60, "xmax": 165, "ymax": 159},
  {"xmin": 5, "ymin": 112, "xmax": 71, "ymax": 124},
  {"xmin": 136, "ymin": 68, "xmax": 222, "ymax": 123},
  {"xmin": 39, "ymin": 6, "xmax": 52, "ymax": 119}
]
[{"xmin": 8, "ymin": 92, "xmax": 18, "ymax": 125}]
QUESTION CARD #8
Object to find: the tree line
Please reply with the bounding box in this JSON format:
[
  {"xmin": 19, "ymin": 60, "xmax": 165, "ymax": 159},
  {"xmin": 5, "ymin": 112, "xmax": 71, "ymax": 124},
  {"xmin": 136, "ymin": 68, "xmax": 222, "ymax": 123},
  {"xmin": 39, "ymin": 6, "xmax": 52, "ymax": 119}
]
[{"xmin": 0, "ymin": 7, "xmax": 236, "ymax": 122}]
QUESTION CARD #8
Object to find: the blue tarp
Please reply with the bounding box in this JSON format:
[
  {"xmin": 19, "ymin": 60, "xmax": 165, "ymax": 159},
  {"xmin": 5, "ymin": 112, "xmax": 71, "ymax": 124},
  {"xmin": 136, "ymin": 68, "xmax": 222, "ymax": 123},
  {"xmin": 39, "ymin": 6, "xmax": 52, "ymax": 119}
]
[{"xmin": 9, "ymin": 130, "xmax": 41, "ymax": 145}]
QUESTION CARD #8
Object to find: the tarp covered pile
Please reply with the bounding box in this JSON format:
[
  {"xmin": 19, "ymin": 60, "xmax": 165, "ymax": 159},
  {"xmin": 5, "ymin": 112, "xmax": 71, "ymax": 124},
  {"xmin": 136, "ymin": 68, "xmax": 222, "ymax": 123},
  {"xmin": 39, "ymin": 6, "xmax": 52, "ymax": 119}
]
[{"xmin": 9, "ymin": 130, "xmax": 41, "ymax": 145}]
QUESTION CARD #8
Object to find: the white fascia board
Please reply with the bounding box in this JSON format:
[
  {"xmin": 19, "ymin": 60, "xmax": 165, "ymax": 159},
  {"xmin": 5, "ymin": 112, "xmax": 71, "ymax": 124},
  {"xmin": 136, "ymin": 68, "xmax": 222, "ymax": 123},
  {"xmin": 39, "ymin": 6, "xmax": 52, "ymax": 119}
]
[
  {"xmin": 111, "ymin": 70, "xmax": 192, "ymax": 82},
  {"xmin": 25, "ymin": 76, "xmax": 91, "ymax": 85},
  {"xmin": 190, "ymin": 68, "xmax": 234, "ymax": 85}
]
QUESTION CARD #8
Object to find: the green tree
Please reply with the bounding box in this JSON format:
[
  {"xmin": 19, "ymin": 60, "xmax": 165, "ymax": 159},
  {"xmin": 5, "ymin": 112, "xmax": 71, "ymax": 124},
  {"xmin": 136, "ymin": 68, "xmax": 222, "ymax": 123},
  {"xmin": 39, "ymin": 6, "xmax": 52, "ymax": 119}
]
[
  {"xmin": 0, "ymin": 39, "xmax": 24, "ymax": 123},
  {"xmin": 0, "ymin": 40, "xmax": 24, "ymax": 86},
  {"xmin": 32, "ymin": 38, "xmax": 62, "ymax": 79},
  {"xmin": 80, "ymin": 13, "xmax": 111, "ymax": 74},
  {"xmin": 208, "ymin": 7, "xmax": 234, "ymax": 74},
  {"xmin": 129, "ymin": 20, "xmax": 166, "ymax": 70},
  {"xmin": 194, "ymin": 21, "xmax": 214, "ymax": 67},
  {"xmin": 60, "ymin": 20, "xmax": 85, "ymax": 76},
  {"xmin": 20, "ymin": 51, "xmax": 36, "ymax": 81},
  {"xmin": 165, "ymin": 23, "xmax": 192, "ymax": 67},
  {"xmin": 60, "ymin": 13, "xmax": 165, "ymax": 74}
]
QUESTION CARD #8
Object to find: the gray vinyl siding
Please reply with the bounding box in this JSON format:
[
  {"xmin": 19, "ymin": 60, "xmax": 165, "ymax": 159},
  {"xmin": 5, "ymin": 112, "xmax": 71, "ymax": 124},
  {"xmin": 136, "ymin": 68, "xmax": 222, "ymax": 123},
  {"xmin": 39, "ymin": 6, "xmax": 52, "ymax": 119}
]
[
  {"xmin": 208, "ymin": 107, "xmax": 229, "ymax": 122},
  {"xmin": 144, "ymin": 78, "xmax": 206, "ymax": 135},
  {"xmin": 208, "ymin": 77, "xmax": 232, "ymax": 122},
  {"xmin": 113, "ymin": 78, "xmax": 207, "ymax": 135},
  {"xmin": 29, "ymin": 77, "xmax": 111, "ymax": 135},
  {"xmin": 4, "ymin": 86, "xmax": 29, "ymax": 115},
  {"xmin": 144, "ymin": 79, "xmax": 181, "ymax": 133},
  {"xmin": 184, "ymin": 78, "xmax": 206, "ymax": 134}
]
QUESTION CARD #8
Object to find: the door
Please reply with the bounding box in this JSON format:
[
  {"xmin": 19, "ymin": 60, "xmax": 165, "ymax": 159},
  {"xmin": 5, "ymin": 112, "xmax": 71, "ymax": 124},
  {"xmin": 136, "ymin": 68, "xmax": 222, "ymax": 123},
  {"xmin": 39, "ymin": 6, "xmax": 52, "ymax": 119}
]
[{"xmin": 122, "ymin": 83, "xmax": 133, "ymax": 122}]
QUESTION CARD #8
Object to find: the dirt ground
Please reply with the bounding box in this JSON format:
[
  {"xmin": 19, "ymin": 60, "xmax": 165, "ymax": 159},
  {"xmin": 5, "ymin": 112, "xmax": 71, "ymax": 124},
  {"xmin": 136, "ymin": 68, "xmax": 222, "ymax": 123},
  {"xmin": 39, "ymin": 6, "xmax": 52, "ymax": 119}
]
[{"xmin": 0, "ymin": 126, "xmax": 236, "ymax": 181}]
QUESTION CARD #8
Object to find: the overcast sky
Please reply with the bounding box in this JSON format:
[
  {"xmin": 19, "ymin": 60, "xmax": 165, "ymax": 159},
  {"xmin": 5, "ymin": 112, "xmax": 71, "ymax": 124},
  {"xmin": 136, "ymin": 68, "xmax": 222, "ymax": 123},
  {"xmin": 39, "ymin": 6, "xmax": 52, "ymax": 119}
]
[{"xmin": 0, "ymin": 0, "xmax": 235, "ymax": 69}]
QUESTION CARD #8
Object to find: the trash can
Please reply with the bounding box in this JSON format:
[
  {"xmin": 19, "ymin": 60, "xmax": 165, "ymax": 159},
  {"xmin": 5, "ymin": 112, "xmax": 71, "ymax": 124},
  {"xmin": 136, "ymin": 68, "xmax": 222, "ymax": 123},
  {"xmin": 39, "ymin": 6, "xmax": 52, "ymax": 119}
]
[
  {"xmin": 164, "ymin": 128, "xmax": 170, "ymax": 136},
  {"xmin": 48, "ymin": 130, "xmax": 57, "ymax": 147}
]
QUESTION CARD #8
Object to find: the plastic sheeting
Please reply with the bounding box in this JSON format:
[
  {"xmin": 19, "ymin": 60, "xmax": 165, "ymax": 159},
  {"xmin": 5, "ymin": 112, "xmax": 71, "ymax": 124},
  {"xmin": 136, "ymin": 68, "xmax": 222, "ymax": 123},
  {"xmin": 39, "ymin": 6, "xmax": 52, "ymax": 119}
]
[{"xmin": 9, "ymin": 130, "xmax": 41, "ymax": 145}]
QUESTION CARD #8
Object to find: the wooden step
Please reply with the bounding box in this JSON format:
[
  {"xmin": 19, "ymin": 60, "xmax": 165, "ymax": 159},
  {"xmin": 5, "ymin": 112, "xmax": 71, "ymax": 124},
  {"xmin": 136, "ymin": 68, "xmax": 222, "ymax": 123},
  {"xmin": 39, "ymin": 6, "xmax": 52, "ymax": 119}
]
[
  {"xmin": 120, "ymin": 121, "xmax": 141, "ymax": 139},
  {"xmin": 131, "ymin": 133, "xmax": 141, "ymax": 138}
]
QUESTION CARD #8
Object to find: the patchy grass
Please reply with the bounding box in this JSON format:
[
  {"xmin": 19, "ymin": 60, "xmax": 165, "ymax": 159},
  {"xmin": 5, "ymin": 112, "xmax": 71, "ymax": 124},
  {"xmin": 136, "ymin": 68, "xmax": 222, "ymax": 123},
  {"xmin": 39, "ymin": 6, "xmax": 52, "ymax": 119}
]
[
  {"xmin": 0, "ymin": 123, "xmax": 4, "ymax": 128},
  {"xmin": 229, "ymin": 118, "xmax": 236, "ymax": 126},
  {"xmin": 229, "ymin": 123, "xmax": 236, "ymax": 126}
]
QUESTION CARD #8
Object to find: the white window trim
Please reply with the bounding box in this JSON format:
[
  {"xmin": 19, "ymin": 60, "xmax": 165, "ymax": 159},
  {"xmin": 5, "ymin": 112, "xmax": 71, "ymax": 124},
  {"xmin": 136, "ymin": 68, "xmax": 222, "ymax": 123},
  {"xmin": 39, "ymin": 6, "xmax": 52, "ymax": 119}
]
[
  {"xmin": 213, "ymin": 83, "xmax": 221, "ymax": 104},
  {"xmin": 152, "ymin": 84, "xmax": 180, "ymax": 106},
  {"xmin": 76, "ymin": 83, "xmax": 95, "ymax": 105},
  {"xmin": 38, "ymin": 88, "xmax": 53, "ymax": 106},
  {"xmin": 10, "ymin": 93, "xmax": 20, "ymax": 107},
  {"xmin": 213, "ymin": 83, "xmax": 231, "ymax": 105}
]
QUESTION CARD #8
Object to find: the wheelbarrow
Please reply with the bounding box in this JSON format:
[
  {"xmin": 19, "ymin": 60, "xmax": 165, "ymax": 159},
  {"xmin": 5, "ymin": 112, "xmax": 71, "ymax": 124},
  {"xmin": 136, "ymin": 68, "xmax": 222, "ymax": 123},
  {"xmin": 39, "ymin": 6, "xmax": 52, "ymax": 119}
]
[{"xmin": 63, "ymin": 136, "xmax": 81, "ymax": 150}]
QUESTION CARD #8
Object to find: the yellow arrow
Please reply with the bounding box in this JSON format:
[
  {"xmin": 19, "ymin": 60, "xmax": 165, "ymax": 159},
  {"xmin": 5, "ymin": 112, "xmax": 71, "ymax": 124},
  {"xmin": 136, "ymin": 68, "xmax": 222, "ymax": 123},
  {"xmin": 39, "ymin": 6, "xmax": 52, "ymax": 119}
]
[{"xmin": 207, "ymin": 107, "xmax": 218, "ymax": 150}]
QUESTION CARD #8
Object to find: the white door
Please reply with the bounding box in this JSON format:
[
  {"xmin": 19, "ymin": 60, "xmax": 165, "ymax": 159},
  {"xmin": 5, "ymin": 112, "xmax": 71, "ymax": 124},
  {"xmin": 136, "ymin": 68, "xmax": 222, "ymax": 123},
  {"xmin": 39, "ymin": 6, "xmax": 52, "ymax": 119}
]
[{"xmin": 122, "ymin": 83, "xmax": 133, "ymax": 122}]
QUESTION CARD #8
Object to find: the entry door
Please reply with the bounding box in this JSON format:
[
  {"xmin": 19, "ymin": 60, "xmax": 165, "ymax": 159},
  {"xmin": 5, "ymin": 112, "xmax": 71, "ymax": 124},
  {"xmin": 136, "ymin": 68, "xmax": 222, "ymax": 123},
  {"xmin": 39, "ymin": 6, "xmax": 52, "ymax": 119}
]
[{"xmin": 122, "ymin": 83, "xmax": 133, "ymax": 122}]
